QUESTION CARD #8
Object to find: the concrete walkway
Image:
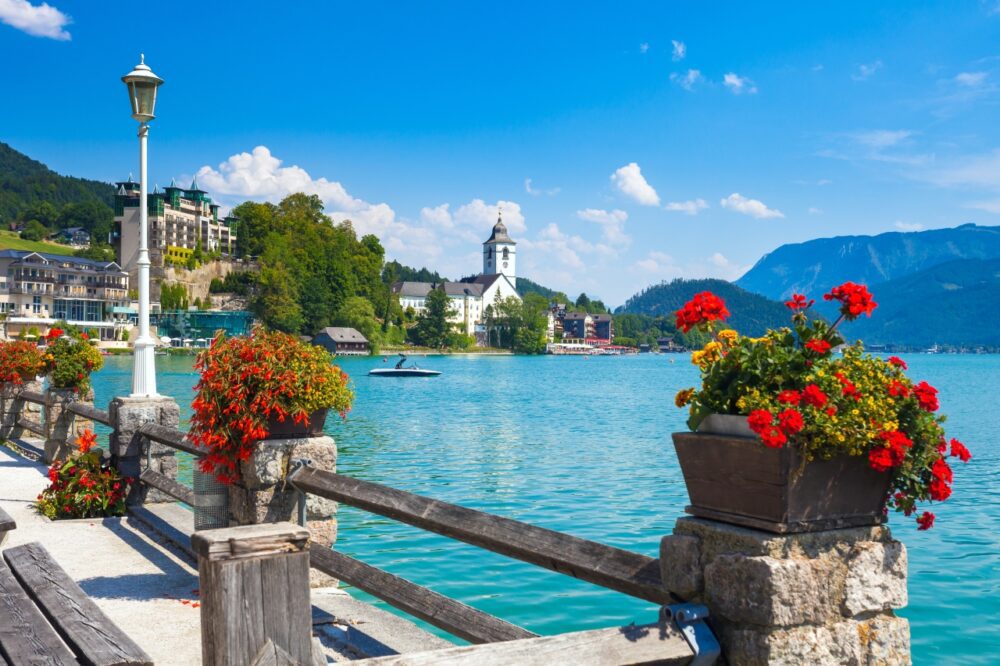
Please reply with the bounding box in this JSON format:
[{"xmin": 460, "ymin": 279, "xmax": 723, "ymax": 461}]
[{"xmin": 0, "ymin": 444, "xmax": 451, "ymax": 664}]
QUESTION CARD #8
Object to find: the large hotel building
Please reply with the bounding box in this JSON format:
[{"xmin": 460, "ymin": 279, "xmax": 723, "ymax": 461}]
[{"xmin": 113, "ymin": 177, "xmax": 238, "ymax": 304}]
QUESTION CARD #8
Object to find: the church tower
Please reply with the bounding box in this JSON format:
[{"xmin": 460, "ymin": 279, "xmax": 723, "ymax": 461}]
[{"xmin": 483, "ymin": 211, "xmax": 516, "ymax": 287}]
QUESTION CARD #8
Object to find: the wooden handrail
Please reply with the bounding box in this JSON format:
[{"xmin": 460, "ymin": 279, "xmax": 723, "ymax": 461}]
[
  {"xmin": 18, "ymin": 390, "xmax": 46, "ymax": 405},
  {"xmin": 65, "ymin": 402, "xmax": 111, "ymax": 426},
  {"xmin": 137, "ymin": 423, "xmax": 203, "ymax": 457},
  {"xmin": 289, "ymin": 467, "xmax": 673, "ymax": 605},
  {"xmin": 139, "ymin": 469, "xmax": 194, "ymax": 505},
  {"xmin": 16, "ymin": 418, "xmax": 46, "ymax": 438},
  {"xmin": 309, "ymin": 545, "xmax": 535, "ymax": 644}
]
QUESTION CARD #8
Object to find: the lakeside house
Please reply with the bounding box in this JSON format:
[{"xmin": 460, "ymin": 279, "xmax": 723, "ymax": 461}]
[
  {"xmin": 0, "ymin": 249, "xmax": 132, "ymax": 341},
  {"xmin": 392, "ymin": 214, "xmax": 520, "ymax": 340},
  {"xmin": 313, "ymin": 326, "xmax": 370, "ymax": 355}
]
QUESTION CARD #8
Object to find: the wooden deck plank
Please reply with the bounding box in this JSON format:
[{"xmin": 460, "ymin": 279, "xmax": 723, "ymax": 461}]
[
  {"xmin": 4, "ymin": 542, "xmax": 153, "ymax": 666},
  {"xmin": 0, "ymin": 557, "xmax": 76, "ymax": 666}
]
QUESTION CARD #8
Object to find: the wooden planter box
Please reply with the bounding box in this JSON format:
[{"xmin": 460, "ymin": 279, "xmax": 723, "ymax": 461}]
[
  {"xmin": 265, "ymin": 409, "xmax": 328, "ymax": 439},
  {"xmin": 672, "ymin": 431, "xmax": 893, "ymax": 533}
]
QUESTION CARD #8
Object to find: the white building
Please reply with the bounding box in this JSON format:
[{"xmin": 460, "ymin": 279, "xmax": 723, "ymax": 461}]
[{"xmin": 393, "ymin": 214, "xmax": 521, "ymax": 337}]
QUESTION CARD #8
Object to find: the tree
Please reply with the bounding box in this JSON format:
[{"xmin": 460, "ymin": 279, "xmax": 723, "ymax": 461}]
[
  {"xmin": 412, "ymin": 287, "xmax": 452, "ymax": 348},
  {"xmin": 74, "ymin": 245, "xmax": 116, "ymax": 262},
  {"xmin": 251, "ymin": 262, "xmax": 304, "ymax": 333},
  {"xmin": 20, "ymin": 220, "xmax": 49, "ymax": 241},
  {"xmin": 333, "ymin": 296, "xmax": 379, "ymax": 343}
]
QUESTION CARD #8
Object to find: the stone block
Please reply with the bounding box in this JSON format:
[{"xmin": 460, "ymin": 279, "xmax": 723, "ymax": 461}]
[
  {"xmin": 705, "ymin": 553, "xmax": 840, "ymax": 626},
  {"xmin": 228, "ymin": 484, "xmax": 300, "ymax": 525},
  {"xmin": 722, "ymin": 621, "xmax": 865, "ymax": 666},
  {"xmin": 660, "ymin": 534, "xmax": 703, "ymax": 599},
  {"xmin": 843, "ymin": 541, "xmax": 908, "ymax": 616},
  {"xmin": 43, "ymin": 387, "xmax": 94, "ymax": 464},
  {"xmin": 861, "ymin": 614, "xmax": 911, "ymax": 665},
  {"xmin": 239, "ymin": 435, "xmax": 337, "ymax": 489}
]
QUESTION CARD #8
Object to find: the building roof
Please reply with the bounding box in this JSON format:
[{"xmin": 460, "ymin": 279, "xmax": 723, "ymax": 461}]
[
  {"xmin": 592, "ymin": 314, "xmax": 613, "ymax": 322},
  {"xmin": 394, "ymin": 281, "xmax": 488, "ymax": 298},
  {"xmin": 0, "ymin": 249, "xmax": 124, "ymax": 272},
  {"xmin": 442, "ymin": 282, "xmax": 484, "ymax": 297},
  {"xmin": 484, "ymin": 213, "xmax": 516, "ymax": 245},
  {"xmin": 317, "ymin": 327, "xmax": 368, "ymax": 344},
  {"xmin": 394, "ymin": 281, "xmax": 434, "ymax": 298},
  {"xmin": 563, "ymin": 312, "xmax": 592, "ymax": 320}
]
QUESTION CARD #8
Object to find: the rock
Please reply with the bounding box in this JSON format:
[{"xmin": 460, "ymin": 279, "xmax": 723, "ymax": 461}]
[
  {"xmin": 843, "ymin": 542, "xmax": 908, "ymax": 617},
  {"xmin": 660, "ymin": 534, "xmax": 703, "ymax": 599}
]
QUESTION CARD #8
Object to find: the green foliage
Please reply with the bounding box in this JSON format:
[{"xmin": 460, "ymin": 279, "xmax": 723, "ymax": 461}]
[
  {"xmin": 619, "ymin": 278, "xmax": 802, "ymax": 338},
  {"xmin": 209, "ymin": 271, "xmax": 256, "ymax": 295},
  {"xmin": 483, "ymin": 293, "xmax": 549, "ymax": 353},
  {"xmin": 411, "ymin": 287, "xmax": 452, "ymax": 348},
  {"xmin": 36, "ymin": 430, "xmax": 129, "ymax": 520},
  {"xmin": 382, "ymin": 260, "xmax": 447, "ymax": 284},
  {"xmin": 20, "ymin": 220, "xmax": 49, "ymax": 241},
  {"xmin": 73, "ymin": 245, "xmax": 116, "ymax": 262},
  {"xmin": 515, "ymin": 276, "xmax": 558, "ymax": 300},
  {"xmin": 160, "ymin": 283, "xmax": 189, "ymax": 311},
  {"xmin": 333, "ymin": 296, "xmax": 380, "ymax": 344},
  {"xmin": 238, "ymin": 194, "xmax": 389, "ymax": 335},
  {"xmin": 42, "ymin": 325, "xmax": 103, "ymax": 394}
]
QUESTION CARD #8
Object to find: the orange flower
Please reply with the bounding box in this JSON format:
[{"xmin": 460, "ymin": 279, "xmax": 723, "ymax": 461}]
[{"xmin": 76, "ymin": 429, "xmax": 98, "ymax": 453}]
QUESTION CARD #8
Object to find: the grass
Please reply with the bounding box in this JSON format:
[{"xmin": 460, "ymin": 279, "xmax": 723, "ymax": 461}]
[{"xmin": 0, "ymin": 230, "xmax": 76, "ymax": 256}]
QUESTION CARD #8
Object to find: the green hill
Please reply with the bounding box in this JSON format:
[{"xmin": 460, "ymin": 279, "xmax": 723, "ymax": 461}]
[
  {"xmin": 616, "ymin": 278, "xmax": 798, "ymax": 337},
  {"xmin": 0, "ymin": 141, "xmax": 115, "ymax": 223},
  {"xmin": 737, "ymin": 223, "xmax": 1000, "ymax": 301},
  {"xmin": 516, "ymin": 277, "xmax": 560, "ymax": 300},
  {"xmin": 0, "ymin": 229, "xmax": 75, "ymax": 256},
  {"xmin": 837, "ymin": 258, "xmax": 1000, "ymax": 349}
]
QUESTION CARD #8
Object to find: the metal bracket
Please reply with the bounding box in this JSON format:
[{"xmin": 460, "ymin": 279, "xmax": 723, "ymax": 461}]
[
  {"xmin": 662, "ymin": 603, "xmax": 721, "ymax": 666},
  {"xmin": 289, "ymin": 458, "xmax": 313, "ymax": 526}
]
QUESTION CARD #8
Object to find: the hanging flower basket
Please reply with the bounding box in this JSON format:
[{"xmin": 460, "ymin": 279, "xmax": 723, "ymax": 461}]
[
  {"xmin": 265, "ymin": 408, "xmax": 329, "ymax": 439},
  {"xmin": 672, "ymin": 284, "xmax": 972, "ymax": 533}
]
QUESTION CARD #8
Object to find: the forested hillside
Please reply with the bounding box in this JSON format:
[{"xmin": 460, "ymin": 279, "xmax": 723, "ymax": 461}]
[
  {"xmin": 617, "ymin": 278, "xmax": 799, "ymax": 338},
  {"xmin": 0, "ymin": 142, "xmax": 116, "ymax": 245}
]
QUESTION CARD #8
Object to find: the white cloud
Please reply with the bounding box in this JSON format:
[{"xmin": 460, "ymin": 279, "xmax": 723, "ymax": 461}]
[
  {"xmin": 420, "ymin": 203, "xmax": 453, "ymax": 228},
  {"xmin": 723, "ymin": 72, "xmax": 758, "ymax": 95},
  {"xmin": 852, "ymin": 60, "xmax": 883, "ymax": 81},
  {"xmin": 966, "ymin": 199, "xmax": 1000, "ymax": 213},
  {"xmin": 524, "ymin": 178, "xmax": 560, "ymax": 196},
  {"xmin": 955, "ymin": 71, "xmax": 989, "ymax": 87},
  {"xmin": 852, "ymin": 129, "xmax": 912, "ymax": 148},
  {"xmin": 720, "ymin": 193, "xmax": 785, "ymax": 219},
  {"xmin": 610, "ymin": 162, "xmax": 661, "ymax": 206},
  {"xmin": 808, "ymin": 207, "xmax": 823, "ymax": 215},
  {"xmin": 671, "ymin": 40, "xmax": 686, "ymax": 61},
  {"xmin": 917, "ymin": 149, "xmax": 1000, "ymax": 190},
  {"xmin": 639, "ymin": 42, "xmax": 649, "ymax": 54},
  {"xmin": 453, "ymin": 199, "xmax": 526, "ymax": 235},
  {"xmin": 0, "ymin": 0, "xmax": 70, "ymax": 39},
  {"xmin": 894, "ymin": 221, "xmax": 924, "ymax": 231},
  {"xmin": 576, "ymin": 208, "xmax": 630, "ymax": 246},
  {"xmin": 664, "ymin": 199, "xmax": 708, "ymax": 215},
  {"xmin": 670, "ymin": 68, "xmax": 703, "ymax": 91},
  {"xmin": 632, "ymin": 250, "xmax": 748, "ymax": 281}
]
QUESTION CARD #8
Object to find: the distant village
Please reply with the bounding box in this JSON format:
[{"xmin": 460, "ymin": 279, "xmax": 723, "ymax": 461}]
[{"xmin": 0, "ymin": 179, "xmax": 684, "ymax": 355}]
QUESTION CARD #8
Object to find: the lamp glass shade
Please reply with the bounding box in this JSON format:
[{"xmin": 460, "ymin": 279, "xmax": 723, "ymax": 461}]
[{"xmin": 122, "ymin": 57, "xmax": 163, "ymax": 123}]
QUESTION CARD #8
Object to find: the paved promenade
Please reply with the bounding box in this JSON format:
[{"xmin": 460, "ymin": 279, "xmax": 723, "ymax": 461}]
[{"xmin": 0, "ymin": 444, "xmax": 450, "ymax": 664}]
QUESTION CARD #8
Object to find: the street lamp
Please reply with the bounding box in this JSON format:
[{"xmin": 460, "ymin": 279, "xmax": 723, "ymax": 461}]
[{"xmin": 122, "ymin": 54, "xmax": 163, "ymax": 397}]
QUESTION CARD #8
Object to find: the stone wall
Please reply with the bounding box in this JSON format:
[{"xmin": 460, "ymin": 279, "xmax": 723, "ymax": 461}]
[
  {"xmin": 109, "ymin": 396, "xmax": 181, "ymax": 504},
  {"xmin": 43, "ymin": 388, "xmax": 94, "ymax": 463},
  {"xmin": 661, "ymin": 517, "xmax": 910, "ymax": 665},
  {"xmin": 163, "ymin": 259, "xmax": 248, "ymax": 303}
]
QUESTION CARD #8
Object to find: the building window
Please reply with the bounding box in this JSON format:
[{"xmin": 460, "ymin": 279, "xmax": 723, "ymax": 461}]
[
  {"xmin": 32, "ymin": 296, "xmax": 41, "ymax": 314},
  {"xmin": 502, "ymin": 247, "xmax": 509, "ymax": 260}
]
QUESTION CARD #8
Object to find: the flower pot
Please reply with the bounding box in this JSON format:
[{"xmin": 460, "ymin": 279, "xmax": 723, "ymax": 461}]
[
  {"xmin": 265, "ymin": 409, "xmax": 328, "ymax": 439},
  {"xmin": 673, "ymin": 420, "xmax": 893, "ymax": 533}
]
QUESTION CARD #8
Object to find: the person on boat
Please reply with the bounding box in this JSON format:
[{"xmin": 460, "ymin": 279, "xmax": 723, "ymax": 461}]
[{"xmin": 395, "ymin": 355, "xmax": 406, "ymax": 370}]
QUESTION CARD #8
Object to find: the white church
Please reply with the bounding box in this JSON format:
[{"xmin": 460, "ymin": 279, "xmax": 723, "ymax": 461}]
[{"xmin": 392, "ymin": 214, "xmax": 521, "ymax": 339}]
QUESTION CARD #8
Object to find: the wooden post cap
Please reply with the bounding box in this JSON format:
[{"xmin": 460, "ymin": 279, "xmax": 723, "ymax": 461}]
[{"xmin": 191, "ymin": 522, "xmax": 310, "ymax": 561}]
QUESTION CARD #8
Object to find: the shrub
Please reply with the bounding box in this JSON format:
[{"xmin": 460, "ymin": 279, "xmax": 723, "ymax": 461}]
[{"xmin": 36, "ymin": 430, "xmax": 130, "ymax": 519}]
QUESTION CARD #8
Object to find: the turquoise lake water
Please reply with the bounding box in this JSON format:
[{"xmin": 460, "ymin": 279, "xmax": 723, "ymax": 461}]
[{"xmin": 90, "ymin": 353, "xmax": 998, "ymax": 664}]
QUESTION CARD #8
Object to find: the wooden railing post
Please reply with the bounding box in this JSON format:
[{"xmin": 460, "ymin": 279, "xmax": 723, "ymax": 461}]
[{"xmin": 192, "ymin": 522, "xmax": 316, "ymax": 666}]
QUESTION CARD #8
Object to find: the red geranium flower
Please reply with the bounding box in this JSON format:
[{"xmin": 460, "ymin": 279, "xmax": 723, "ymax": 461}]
[
  {"xmin": 916, "ymin": 511, "xmax": 935, "ymax": 530},
  {"xmin": 747, "ymin": 409, "xmax": 773, "ymax": 434},
  {"xmin": 805, "ymin": 339, "xmax": 832, "ymax": 354},
  {"xmin": 931, "ymin": 457, "xmax": 953, "ymax": 484},
  {"xmin": 929, "ymin": 479, "xmax": 952, "ymax": 501},
  {"xmin": 913, "ymin": 381, "xmax": 939, "ymax": 411},
  {"xmin": 887, "ymin": 380, "xmax": 909, "ymax": 398},
  {"xmin": 801, "ymin": 384, "xmax": 828, "ymax": 408},
  {"xmin": 950, "ymin": 439, "xmax": 972, "ymax": 462},
  {"xmin": 823, "ymin": 282, "xmax": 877, "ymax": 320},
  {"xmin": 887, "ymin": 356, "xmax": 907, "ymax": 370},
  {"xmin": 674, "ymin": 292, "xmax": 730, "ymax": 333},
  {"xmin": 784, "ymin": 293, "xmax": 814, "ymax": 311},
  {"xmin": 777, "ymin": 390, "xmax": 801, "ymax": 405},
  {"xmin": 760, "ymin": 427, "xmax": 787, "ymax": 448},
  {"xmin": 777, "ymin": 408, "xmax": 804, "ymax": 435}
]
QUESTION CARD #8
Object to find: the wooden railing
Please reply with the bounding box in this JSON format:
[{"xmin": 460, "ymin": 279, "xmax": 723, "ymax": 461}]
[
  {"xmin": 284, "ymin": 464, "xmax": 713, "ymax": 665},
  {"xmin": 65, "ymin": 402, "xmax": 111, "ymax": 426}
]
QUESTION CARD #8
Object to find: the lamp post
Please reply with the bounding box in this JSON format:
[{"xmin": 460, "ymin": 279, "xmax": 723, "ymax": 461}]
[{"xmin": 122, "ymin": 54, "xmax": 163, "ymax": 397}]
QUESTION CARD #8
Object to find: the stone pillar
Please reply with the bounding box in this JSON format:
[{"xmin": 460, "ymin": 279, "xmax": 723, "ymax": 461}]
[
  {"xmin": 1, "ymin": 379, "xmax": 43, "ymax": 441},
  {"xmin": 229, "ymin": 434, "xmax": 338, "ymax": 586},
  {"xmin": 660, "ymin": 517, "xmax": 910, "ymax": 665},
  {"xmin": 110, "ymin": 396, "xmax": 181, "ymax": 504},
  {"xmin": 43, "ymin": 387, "xmax": 94, "ymax": 463}
]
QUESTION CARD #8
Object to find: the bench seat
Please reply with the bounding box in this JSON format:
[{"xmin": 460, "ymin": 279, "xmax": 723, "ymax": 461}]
[{"xmin": 1, "ymin": 542, "xmax": 152, "ymax": 665}]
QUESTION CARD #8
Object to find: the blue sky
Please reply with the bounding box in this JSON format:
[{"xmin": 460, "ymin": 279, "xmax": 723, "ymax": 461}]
[{"xmin": 2, "ymin": 1, "xmax": 1000, "ymax": 305}]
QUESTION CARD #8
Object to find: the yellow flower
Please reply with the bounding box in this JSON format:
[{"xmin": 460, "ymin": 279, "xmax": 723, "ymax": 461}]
[
  {"xmin": 717, "ymin": 329, "xmax": 739, "ymax": 347},
  {"xmin": 691, "ymin": 351, "xmax": 706, "ymax": 367},
  {"xmin": 675, "ymin": 388, "xmax": 696, "ymax": 408}
]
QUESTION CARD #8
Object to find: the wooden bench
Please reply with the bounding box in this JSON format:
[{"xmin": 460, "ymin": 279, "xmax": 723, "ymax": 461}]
[
  {"xmin": 0, "ymin": 541, "xmax": 153, "ymax": 665},
  {"xmin": 0, "ymin": 507, "xmax": 13, "ymax": 547}
]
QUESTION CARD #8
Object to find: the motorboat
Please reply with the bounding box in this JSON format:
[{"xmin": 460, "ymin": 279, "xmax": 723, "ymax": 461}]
[{"xmin": 369, "ymin": 354, "xmax": 442, "ymax": 377}]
